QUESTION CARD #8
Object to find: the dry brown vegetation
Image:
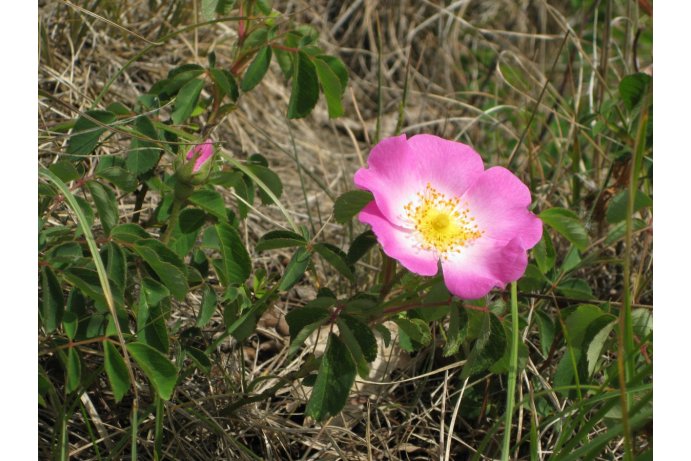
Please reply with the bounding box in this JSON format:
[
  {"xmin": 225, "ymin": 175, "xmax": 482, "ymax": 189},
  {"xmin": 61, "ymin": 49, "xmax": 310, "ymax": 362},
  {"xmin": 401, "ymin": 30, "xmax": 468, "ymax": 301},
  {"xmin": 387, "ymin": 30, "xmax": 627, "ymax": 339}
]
[{"xmin": 39, "ymin": 1, "xmax": 652, "ymax": 459}]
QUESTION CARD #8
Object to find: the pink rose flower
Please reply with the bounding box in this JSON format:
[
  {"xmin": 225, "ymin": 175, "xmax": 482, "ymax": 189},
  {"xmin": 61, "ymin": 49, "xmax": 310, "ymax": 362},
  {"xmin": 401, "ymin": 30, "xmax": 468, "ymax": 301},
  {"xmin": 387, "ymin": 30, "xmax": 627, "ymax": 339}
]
[
  {"xmin": 186, "ymin": 139, "xmax": 214, "ymax": 172},
  {"xmin": 354, "ymin": 134, "xmax": 542, "ymax": 299}
]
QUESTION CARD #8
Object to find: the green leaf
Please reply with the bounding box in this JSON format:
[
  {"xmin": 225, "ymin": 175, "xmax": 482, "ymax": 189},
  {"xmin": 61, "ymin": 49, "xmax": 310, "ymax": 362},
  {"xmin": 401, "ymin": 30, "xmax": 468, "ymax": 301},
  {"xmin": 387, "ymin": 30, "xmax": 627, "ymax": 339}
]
[
  {"xmin": 305, "ymin": 334, "xmax": 356, "ymax": 421},
  {"xmin": 142, "ymin": 277, "xmax": 171, "ymax": 306},
  {"xmin": 46, "ymin": 242, "xmax": 83, "ymax": 267},
  {"xmin": 126, "ymin": 342, "xmax": 178, "ymax": 400},
  {"xmin": 346, "ymin": 230, "xmax": 377, "ymax": 265},
  {"xmin": 67, "ymin": 110, "xmax": 116, "ymax": 156},
  {"xmin": 178, "ymin": 207, "xmax": 207, "ymax": 234},
  {"xmin": 62, "ymin": 268, "xmax": 101, "ymax": 307},
  {"xmin": 443, "ymin": 305, "xmax": 468, "ymax": 357},
  {"xmin": 557, "ymin": 278, "xmax": 593, "ymax": 299},
  {"xmin": 554, "ymin": 304, "xmax": 610, "ymax": 391},
  {"xmin": 62, "ymin": 311, "xmax": 78, "ymax": 340},
  {"xmin": 586, "ymin": 319, "xmax": 616, "ymax": 375},
  {"xmin": 201, "ymin": 0, "xmax": 218, "ymax": 20},
  {"xmin": 66, "ymin": 348, "xmax": 81, "ymax": 393},
  {"xmin": 334, "ymin": 190, "xmax": 374, "ymax": 224},
  {"xmin": 127, "ymin": 115, "xmax": 161, "ymax": 176},
  {"xmin": 606, "ymin": 189, "xmax": 653, "ymax": 224},
  {"xmin": 339, "ymin": 315, "xmax": 377, "ymax": 362},
  {"xmin": 96, "ymin": 166, "xmax": 138, "ymax": 193},
  {"xmin": 535, "ymin": 310, "xmax": 556, "ymax": 357},
  {"xmin": 279, "ymin": 247, "xmax": 312, "ymax": 291},
  {"xmin": 133, "ymin": 243, "xmax": 188, "ymax": 300},
  {"xmin": 86, "ymin": 181, "xmax": 119, "ymax": 235},
  {"xmin": 209, "ymin": 68, "xmax": 239, "ymax": 101},
  {"xmin": 241, "ymin": 46, "xmax": 272, "ymax": 92},
  {"xmin": 337, "ymin": 319, "xmax": 370, "ymax": 377},
  {"xmin": 375, "ymin": 323, "xmax": 392, "ymax": 347},
  {"xmin": 533, "ymin": 229, "xmax": 556, "ymax": 274},
  {"xmin": 215, "ymin": 0, "xmax": 235, "ymax": 14},
  {"xmin": 247, "ymin": 164, "xmax": 283, "ymax": 204},
  {"xmin": 632, "ymin": 308, "xmax": 653, "ymax": 339},
  {"xmin": 215, "ymin": 222, "xmax": 251, "ymax": 285},
  {"xmin": 619, "ymin": 73, "xmax": 652, "ymax": 111},
  {"xmin": 314, "ymin": 57, "xmax": 345, "ymax": 118},
  {"xmin": 40, "ymin": 266, "xmax": 64, "ymax": 333},
  {"xmin": 540, "ymin": 207, "xmax": 589, "ymax": 251},
  {"xmin": 395, "ymin": 318, "xmax": 432, "ymax": 352},
  {"xmin": 313, "ymin": 243, "xmax": 354, "ymax": 282},
  {"xmin": 242, "ymin": 27, "xmax": 269, "ymax": 50},
  {"xmin": 167, "ymin": 63, "xmax": 206, "ymax": 81},
  {"xmin": 73, "ymin": 196, "xmax": 94, "ymax": 235},
  {"xmin": 317, "ymin": 55, "xmax": 348, "ymax": 94},
  {"xmin": 48, "ymin": 160, "xmax": 81, "ymax": 183},
  {"xmin": 460, "ymin": 312, "xmax": 507, "ymax": 380},
  {"xmin": 605, "ymin": 218, "xmax": 647, "ymax": 246},
  {"xmin": 171, "ymin": 78, "xmax": 205, "ymax": 125},
  {"xmin": 136, "ymin": 239, "xmax": 186, "ymax": 272},
  {"xmin": 188, "ymin": 189, "xmax": 228, "ymax": 221},
  {"xmin": 196, "ymin": 285, "xmax": 218, "ymax": 328},
  {"xmin": 287, "ymin": 51, "xmax": 319, "ymax": 119},
  {"xmin": 102, "ymin": 242, "xmax": 127, "ymax": 299},
  {"xmin": 103, "ymin": 341, "xmax": 130, "ymax": 402},
  {"xmin": 106, "ymin": 102, "xmax": 131, "ymax": 116},
  {"xmin": 285, "ymin": 306, "xmax": 331, "ymax": 356},
  {"xmin": 110, "ymin": 223, "xmax": 151, "ymax": 243},
  {"xmin": 256, "ymin": 230, "xmax": 306, "ymax": 252},
  {"xmin": 274, "ymin": 47, "xmax": 293, "ymax": 79},
  {"xmin": 137, "ymin": 290, "xmax": 169, "ymax": 353},
  {"xmin": 185, "ymin": 346, "xmax": 212, "ymax": 374}
]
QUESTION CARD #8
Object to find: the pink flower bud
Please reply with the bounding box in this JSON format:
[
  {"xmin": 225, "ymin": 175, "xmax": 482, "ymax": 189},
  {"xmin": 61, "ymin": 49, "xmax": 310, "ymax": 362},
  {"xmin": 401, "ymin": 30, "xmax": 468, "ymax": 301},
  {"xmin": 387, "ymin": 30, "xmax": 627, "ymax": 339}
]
[{"xmin": 186, "ymin": 139, "xmax": 214, "ymax": 173}]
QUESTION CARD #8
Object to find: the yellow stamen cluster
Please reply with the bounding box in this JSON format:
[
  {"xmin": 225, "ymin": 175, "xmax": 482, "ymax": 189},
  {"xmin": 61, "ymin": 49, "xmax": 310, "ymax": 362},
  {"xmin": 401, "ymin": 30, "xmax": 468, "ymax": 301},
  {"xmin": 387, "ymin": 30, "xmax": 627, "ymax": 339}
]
[{"xmin": 403, "ymin": 183, "xmax": 483, "ymax": 257}]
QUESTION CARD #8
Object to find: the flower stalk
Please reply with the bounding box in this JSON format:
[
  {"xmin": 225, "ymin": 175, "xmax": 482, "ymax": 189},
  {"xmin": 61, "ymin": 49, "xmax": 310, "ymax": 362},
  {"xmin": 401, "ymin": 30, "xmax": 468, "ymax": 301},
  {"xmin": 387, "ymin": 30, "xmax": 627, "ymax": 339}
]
[
  {"xmin": 501, "ymin": 281, "xmax": 519, "ymax": 461},
  {"xmin": 162, "ymin": 140, "xmax": 216, "ymax": 244}
]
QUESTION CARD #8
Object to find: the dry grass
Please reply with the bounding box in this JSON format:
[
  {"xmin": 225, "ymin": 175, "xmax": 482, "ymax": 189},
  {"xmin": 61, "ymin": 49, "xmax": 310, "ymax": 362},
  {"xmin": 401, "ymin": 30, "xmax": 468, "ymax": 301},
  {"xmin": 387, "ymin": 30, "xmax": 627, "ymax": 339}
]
[{"xmin": 39, "ymin": 0, "xmax": 652, "ymax": 459}]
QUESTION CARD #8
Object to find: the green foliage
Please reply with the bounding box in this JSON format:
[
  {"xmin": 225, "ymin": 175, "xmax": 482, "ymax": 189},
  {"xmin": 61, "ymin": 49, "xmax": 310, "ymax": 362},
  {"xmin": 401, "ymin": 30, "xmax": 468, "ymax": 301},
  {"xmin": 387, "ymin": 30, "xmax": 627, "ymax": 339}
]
[
  {"xmin": 619, "ymin": 73, "xmax": 652, "ymax": 111},
  {"xmin": 333, "ymin": 190, "xmax": 374, "ymax": 223},
  {"xmin": 256, "ymin": 230, "xmax": 306, "ymax": 251},
  {"xmin": 279, "ymin": 247, "xmax": 312, "ymax": 291},
  {"xmin": 287, "ymin": 51, "xmax": 320, "ymax": 119},
  {"xmin": 241, "ymin": 46, "xmax": 272, "ymax": 91},
  {"xmin": 460, "ymin": 312, "xmax": 507, "ymax": 380},
  {"xmin": 67, "ymin": 110, "xmax": 116, "ymax": 156},
  {"xmin": 539, "ymin": 208, "xmax": 589, "ymax": 251},
  {"xmin": 104, "ymin": 341, "xmax": 130, "ymax": 402},
  {"xmin": 215, "ymin": 222, "xmax": 251, "ymax": 285},
  {"xmin": 172, "ymin": 78, "xmax": 205, "ymax": 124},
  {"xmin": 127, "ymin": 115, "xmax": 161, "ymax": 176},
  {"xmin": 305, "ymin": 334, "xmax": 356, "ymax": 421},
  {"xmin": 127, "ymin": 343, "xmax": 178, "ymax": 400}
]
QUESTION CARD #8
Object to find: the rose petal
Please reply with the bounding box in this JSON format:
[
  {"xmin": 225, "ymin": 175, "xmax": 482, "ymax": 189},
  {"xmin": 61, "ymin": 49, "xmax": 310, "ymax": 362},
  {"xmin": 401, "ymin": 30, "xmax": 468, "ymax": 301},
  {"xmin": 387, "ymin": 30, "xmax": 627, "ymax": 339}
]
[
  {"xmin": 354, "ymin": 135, "xmax": 422, "ymax": 226},
  {"xmin": 358, "ymin": 201, "xmax": 439, "ymax": 276},
  {"xmin": 441, "ymin": 237, "xmax": 528, "ymax": 299},
  {"xmin": 407, "ymin": 134, "xmax": 484, "ymax": 198},
  {"xmin": 463, "ymin": 166, "xmax": 542, "ymax": 249},
  {"xmin": 354, "ymin": 134, "xmax": 485, "ymax": 226}
]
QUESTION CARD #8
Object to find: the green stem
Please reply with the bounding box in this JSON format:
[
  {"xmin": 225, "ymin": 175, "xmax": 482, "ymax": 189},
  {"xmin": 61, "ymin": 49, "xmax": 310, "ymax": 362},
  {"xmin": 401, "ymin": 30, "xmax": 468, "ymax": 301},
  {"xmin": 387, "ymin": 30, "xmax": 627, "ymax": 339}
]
[
  {"xmin": 501, "ymin": 281, "xmax": 519, "ymax": 461},
  {"xmin": 618, "ymin": 86, "xmax": 651, "ymax": 461},
  {"xmin": 161, "ymin": 197, "xmax": 183, "ymax": 244},
  {"xmin": 131, "ymin": 402, "xmax": 138, "ymax": 461},
  {"xmin": 154, "ymin": 395, "xmax": 164, "ymax": 460}
]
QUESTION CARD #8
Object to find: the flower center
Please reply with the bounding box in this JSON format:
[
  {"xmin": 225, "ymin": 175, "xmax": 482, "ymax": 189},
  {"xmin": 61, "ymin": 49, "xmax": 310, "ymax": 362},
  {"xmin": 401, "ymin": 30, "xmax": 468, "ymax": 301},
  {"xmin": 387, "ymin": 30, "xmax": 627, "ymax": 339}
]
[{"xmin": 404, "ymin": 183, "xmax": 483, "ymax": 257}]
